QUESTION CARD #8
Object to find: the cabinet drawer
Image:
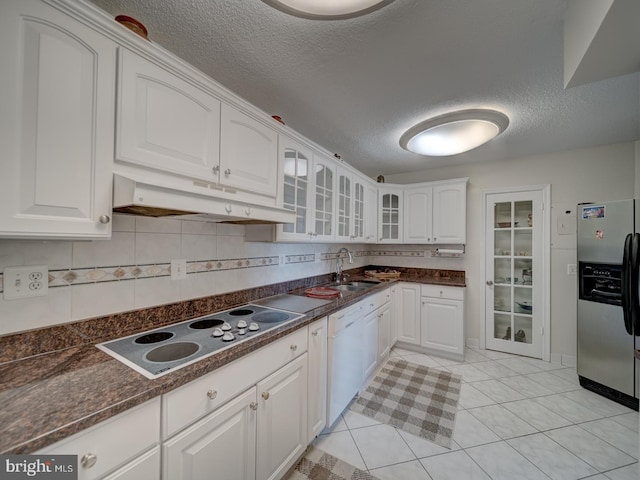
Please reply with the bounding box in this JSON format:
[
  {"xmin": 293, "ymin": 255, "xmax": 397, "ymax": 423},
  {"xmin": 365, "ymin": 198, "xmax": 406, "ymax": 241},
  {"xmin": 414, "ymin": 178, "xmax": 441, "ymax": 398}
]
[
  {"xmin": 163, "ymin": 327, "xmax": 307, "ymax": 438},
  {"xmin": 38, "ymin": 398, "xmax": 160, "ymax": 480},
  {"xmin": 421, "ymin": 285, "xmax": 465, "ymax": 301},
  {"xmin": 362, "ymin": 289, "xmax": 391, "ymax": 315}
]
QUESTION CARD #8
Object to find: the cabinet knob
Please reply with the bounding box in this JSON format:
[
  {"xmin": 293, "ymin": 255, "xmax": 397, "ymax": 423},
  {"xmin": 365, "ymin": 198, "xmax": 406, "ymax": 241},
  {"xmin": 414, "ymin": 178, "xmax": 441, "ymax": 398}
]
[
  {"xmin": 262, "ymin": 391, "xmax": 270, "ymax": 400},
  {"xmin": 486, "ymin": 280, "xmax": 494, "ymax": 286},
  {"xmin": 225, "ymin": 203, "xmax": 232, "ymax": 214},
  {"xmin": 312, "ymin": 330, "xmax": 319, "ymax": 337},
  {"xmin": 290, "ymin": 344, "xmax": 298, "ymax": 352},
  {"xmin": 212, "ymin": 165, "xmax": 220, "ymax": 174},
  {"xmin": 98, "ymin": 215, "xmax": 110, "ymax": 224},
  {"xmin": 250, "ymin": 401, "xmax": 258, "ymax": 411},
  {"xmin": 81, "ymin": 453, "xmax": 97, "ymax": 469},
  {"xmin": 245, "ymin": 207, "xmax": 252, "ymax": 216},
  {"xmin": 224, "ymin": 168, "xmax": 231, "ymax": 176},
  {"xmin": 207, "ymin": 389, "xmax": 217, "ymax": 400}
]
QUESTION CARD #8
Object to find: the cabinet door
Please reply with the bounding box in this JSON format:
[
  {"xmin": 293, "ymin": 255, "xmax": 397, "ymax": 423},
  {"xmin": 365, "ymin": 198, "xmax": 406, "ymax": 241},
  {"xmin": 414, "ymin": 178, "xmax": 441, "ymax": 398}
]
[
  {"xmin": 364, "ymin": 183, "xmax": 378, "ymax": 243},
  {"xmin": 336, "ymin": 167, "xmax": 353, "ymax": 242},
  {"xmin": 378, "ymin": 304, "xmax": 391, "ymax": 362},
  {"xmin": 390, "ymin": 285, "xmax": 399, "ymax": 345},
  {"xmin": 378, "ymin": 189, "xmax": 403, "ymax": 243},
  {"xmin": 0, "ymin": 0, "xmax": 115, "ymax": 239},
  {"xmin": 352, "ymin": 179, "xmax": 366, "ymax": 242},
  {"xmin": 163, "ymin": 388, "xmax": 257, "ymax": 480},
  {"xmin": 307, "ymin": 318, "xmax": 328, "ymax": 442},
  {"xmin": 421, "ymin": 297, "xmax": 464, "ymax": 358},
  {"xmin": 116, "ymin": 48, "xmax": 221, "ymax": 181},
  {"xmin": 277, "ymin": 136, "xmax": 313, "ymax": 241},
  {"xmin": 363, "ymin": 310, "xmax": 379, "ymax": 381},
  {"xmin": 432, "ymin": 182, "xmax": 466, "ymax": 244},
  {"xmin": 220, "ymin": 103, "xmax": 278, "ymax": 197},
  {"xmin": 396, "ymin": 283, "xmax": 421, "ymax": 345},
  {"xmin": 404, "ymin": 187, "xmax": 433, "ymax": 244},
  {"xmin": 102, "ymin": 447, "xmax": 160, "ymax": 480},
  {"xmin": 312, "ymin": 155, "xmax": 336, "ymax": 241},
  {"xmin": 256, "ymin": 354, "xmax": 308, "ymax": 480}
]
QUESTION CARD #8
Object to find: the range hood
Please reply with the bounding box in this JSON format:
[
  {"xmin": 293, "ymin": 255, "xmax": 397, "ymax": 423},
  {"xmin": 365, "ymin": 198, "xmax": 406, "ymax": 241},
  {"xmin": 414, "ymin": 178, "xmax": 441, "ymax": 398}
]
[{"xmin": 112, "ymin": 173, "xmax": 296, "ymax": 224}]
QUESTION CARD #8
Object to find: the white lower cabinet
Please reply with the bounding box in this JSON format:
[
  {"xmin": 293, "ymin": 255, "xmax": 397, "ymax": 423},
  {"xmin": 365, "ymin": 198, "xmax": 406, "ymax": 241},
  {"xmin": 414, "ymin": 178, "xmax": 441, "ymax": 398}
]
[
  {"xmin": 307, "ymin": 317, "xmax": 328, "ymax": 443},
  {"xmin": 362, "ymin": 310, "xmax": 379, "ymax": 381},
  {"xmin": 256, "ymin": 354, "xmax": 308, "ymax": 480},
  {"xmin": 396, "ymin": 283, "xmax": 421, "ymax": 345},
  {"xmin": 162, "ymin": 328, "xmax": 308, "ymax": 480},
  {"xmin": 378, "ymin": 303, "xmax": 392, "ymax": 362},
  {"xmin": 37, "ymin": 398, "xmax": 161, "ymax": 480},
  {"xmin": 163, "ymin": 388, "xmax": 257, "ymax": 480},
  {"xmin": 102, "ymin": 447, "xmax": 160, "ymax": 480},
  {"xmin": 420, "ymin": 285, "xmax": 465, "ymax": 361}
]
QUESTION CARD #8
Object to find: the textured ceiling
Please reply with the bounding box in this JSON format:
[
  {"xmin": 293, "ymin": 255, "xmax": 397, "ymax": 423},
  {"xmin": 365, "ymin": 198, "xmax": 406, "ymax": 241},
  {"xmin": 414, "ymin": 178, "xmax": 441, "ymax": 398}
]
[{"xmin": 89, "ymin": 0, "xmax": 640, "ymax": 177}]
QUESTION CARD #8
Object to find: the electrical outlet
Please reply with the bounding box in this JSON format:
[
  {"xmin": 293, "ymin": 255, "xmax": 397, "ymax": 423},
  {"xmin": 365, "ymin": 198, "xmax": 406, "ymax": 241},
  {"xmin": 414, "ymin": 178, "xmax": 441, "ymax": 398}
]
[
  {"xmin": 567, "ymin": 264, "xmax": 577, "ymax": 276},
  {"xmin": 3, "ymin": 265, "xmax": 48, "ymax": 300},
  {"xmin": 170, "ymin": 259, "xmax": 187, "ymax": 280}
]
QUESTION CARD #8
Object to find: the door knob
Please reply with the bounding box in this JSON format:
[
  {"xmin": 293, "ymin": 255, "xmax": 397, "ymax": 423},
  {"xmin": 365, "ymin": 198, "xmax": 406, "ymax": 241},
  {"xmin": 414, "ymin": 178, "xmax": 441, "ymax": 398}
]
[{"xmin": 486, "ymin": 280, "xmax": 494, "ymax": 286}]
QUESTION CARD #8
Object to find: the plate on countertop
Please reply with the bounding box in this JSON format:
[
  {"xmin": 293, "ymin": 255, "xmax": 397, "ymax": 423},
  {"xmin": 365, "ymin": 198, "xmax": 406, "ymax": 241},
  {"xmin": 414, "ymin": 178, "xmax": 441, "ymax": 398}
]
[{"xmin": 253, "ymin": 293, "xmax": 334, "ymax": 312}]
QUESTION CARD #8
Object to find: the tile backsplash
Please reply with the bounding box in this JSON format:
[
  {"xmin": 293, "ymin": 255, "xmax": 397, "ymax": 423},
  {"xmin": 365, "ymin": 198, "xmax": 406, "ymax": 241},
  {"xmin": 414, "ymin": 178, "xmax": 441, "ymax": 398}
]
[{"xmin": 0, "ymin": 215, "xmax": 462, "ymax": 335}]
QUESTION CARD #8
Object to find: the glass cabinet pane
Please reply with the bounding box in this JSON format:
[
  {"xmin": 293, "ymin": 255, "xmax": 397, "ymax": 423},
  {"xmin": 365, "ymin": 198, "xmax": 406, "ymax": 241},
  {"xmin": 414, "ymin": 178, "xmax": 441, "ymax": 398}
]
[
  {"xmin": 494, "ymin": 285, "xmax": 511, "ymax": 312},
  {"xmin": 495, "ymin": 202, "xmax": 512, "ymax": 227},
  {"xmin": 514, "ymin": 230, "xmax": 532, "ymax": 257},
  {"xmin": 514, "ymin": 316, "xmax": 532, "ymax": 343},
  {"xmin": 494, "ymin": 313, "xmax": 512, "ymax": 340},
  {"xmin": 515, "ymin": 201, "xmax": 533, "ymax": 227}
]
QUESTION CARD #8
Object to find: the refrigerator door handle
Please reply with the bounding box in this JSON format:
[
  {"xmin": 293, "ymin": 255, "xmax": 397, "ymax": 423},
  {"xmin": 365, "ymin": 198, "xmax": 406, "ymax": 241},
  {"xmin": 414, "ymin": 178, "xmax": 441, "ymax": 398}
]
[
  {"xmin": 632, "ymin": 233, "xmax": 640, "ymax": 336},
  {"xmin": 622, "ymin": 233, "xmax": 633, "ymax": 335}
]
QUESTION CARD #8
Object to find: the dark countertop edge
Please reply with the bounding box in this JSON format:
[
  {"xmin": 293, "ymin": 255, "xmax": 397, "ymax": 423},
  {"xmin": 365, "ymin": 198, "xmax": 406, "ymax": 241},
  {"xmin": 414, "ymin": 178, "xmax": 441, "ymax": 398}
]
[{"xmin": 1, "ymin": 270, "xmax": 464, "ymax": 453}]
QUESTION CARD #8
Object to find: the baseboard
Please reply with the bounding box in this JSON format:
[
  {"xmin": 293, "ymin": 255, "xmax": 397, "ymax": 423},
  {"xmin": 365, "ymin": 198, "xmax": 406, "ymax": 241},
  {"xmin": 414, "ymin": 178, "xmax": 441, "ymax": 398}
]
[{"xmin": 551, "ymin": 353, "xmax": 576, "ymax": 367}]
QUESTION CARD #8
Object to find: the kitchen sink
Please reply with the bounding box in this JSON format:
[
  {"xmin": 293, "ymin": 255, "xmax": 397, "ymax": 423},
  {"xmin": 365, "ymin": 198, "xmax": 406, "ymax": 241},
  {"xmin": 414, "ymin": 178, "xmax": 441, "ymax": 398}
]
[
  {"xmin": 348, "ymin": 280, "xmax": 381, "ymax": 288},
  {"xmin": 333, "ymin": 284, "xmax": 367, "ymax": 292}
]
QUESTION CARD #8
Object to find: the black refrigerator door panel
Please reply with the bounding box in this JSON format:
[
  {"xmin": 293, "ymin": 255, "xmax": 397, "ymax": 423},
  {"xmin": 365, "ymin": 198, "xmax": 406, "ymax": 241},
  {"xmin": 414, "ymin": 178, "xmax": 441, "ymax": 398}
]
[{"xmin": 631, "ymin": 233, "xmax": 640, "ymax": 336}]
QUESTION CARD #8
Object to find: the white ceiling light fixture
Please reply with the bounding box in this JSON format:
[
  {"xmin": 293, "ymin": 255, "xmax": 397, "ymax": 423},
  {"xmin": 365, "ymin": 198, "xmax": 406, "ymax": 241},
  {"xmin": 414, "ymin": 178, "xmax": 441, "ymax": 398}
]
[
  {"xmin": 399, "ymin": 109, "xmax": 510, "ymax": 157},
  {"xmin": 262, "ymin": 0, "xmax": 394, "ymax": 19}
]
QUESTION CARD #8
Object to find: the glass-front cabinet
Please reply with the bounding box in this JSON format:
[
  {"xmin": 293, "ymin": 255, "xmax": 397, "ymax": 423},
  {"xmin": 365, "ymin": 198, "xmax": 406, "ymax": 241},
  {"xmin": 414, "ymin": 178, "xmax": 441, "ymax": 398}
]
[
  {"xmin": 485, "ymin": 190, "xmax": 544, "ymax": 358},
  {"xmin": 336, "ymin": 167, "xmax": 352, "ymax": 242},
  {"xmin": 378, "ymin": 186, "xmax": 403, "ymax": 243},
  {"xmin": 277, "ymin": 137, "xmax": 312, "ymax": 241},
  {"xmin": 313, "ymin": 154, "xmax": 335, "ymax": 241}
]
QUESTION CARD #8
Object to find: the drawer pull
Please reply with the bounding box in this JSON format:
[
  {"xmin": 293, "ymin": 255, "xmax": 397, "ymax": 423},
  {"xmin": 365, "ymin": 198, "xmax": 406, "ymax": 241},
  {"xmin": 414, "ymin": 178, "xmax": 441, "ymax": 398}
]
[
  {"xmin": 290, "ymin": 344, "xmax": 298, "ymax": 351},
  {"xmin": 250, "ymin": 401, "xmax": 258, "ymax": 411},
  {"xmin": 81, "ymin": 453, "xmax": 97, "ymax": 469},
  {"xmin": 311, "ymin": 330, "xmax": 319, "ymax": 337},
  {"xmin": 207, "ymin": 389, "xmax": 218, "ymax": 400},
  {"xmin": 262, "ymin": 391, "xmax": 270, "ymax": 401}
]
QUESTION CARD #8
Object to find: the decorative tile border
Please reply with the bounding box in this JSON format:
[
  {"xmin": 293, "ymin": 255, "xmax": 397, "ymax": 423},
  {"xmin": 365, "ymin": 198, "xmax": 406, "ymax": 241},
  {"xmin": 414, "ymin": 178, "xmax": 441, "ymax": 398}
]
[
  {"xmin": 321, "ymin": 250, "xmax": 368, "ymax": 261},
  {"xmin": 284, "ymin": 254, "xmax": 316, "ymax": 264},
  {"xmin": 368, "ymin": 250, "xmax": 425, "ymax": 257}
]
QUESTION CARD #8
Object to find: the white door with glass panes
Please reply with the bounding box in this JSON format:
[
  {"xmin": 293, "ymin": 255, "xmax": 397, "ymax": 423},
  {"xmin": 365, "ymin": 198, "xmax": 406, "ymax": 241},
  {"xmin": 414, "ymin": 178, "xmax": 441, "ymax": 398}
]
[
  {"xmin": 485, "ymin": 189, "xmax": 547, "ymax": 358},
  {"xmin": 278, "ymin": 137, "xmax": 312, "ymax": 241},
  {"xmin": 312, "ymin": 155, "xmax": 335, "ymax": 241}
]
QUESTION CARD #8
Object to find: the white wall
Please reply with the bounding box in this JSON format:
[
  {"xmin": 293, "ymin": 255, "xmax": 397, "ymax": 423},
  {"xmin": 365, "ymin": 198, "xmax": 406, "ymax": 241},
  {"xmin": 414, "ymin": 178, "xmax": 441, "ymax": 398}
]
[{"xmin": 384, "ymin": 141, "xmax": 636, "ymax": 362}]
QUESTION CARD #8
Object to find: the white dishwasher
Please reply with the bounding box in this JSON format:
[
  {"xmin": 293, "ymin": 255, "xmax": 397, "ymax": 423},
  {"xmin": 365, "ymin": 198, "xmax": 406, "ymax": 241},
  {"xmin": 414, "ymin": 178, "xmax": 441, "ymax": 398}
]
[{"xmin": 327, "ymin": 302, "xmax": 365, "ymax": 427}]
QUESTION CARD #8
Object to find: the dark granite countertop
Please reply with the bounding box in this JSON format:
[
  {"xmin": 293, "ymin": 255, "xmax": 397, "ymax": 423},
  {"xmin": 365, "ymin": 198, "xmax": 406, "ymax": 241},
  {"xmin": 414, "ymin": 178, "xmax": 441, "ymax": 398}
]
[{"xmin": 0, "ymin": 267, "xmax": 464, "ymax": 454}]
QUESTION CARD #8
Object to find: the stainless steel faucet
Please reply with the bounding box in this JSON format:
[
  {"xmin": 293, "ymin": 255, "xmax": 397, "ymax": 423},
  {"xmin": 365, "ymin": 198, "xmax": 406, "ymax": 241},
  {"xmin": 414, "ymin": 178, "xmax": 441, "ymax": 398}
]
[{"xmin": 335, "ymin": 247, "xmax": 353, "ymax": 282}]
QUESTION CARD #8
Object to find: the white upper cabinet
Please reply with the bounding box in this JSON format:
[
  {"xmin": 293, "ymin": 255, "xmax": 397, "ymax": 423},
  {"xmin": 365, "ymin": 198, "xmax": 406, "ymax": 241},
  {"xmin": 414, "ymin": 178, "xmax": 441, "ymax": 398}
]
[
  {"xmin": 117, "ymin": 48, "xmax": 221, "ymax": 180},
  {"xmin": 364, "ymin": 183, "xmax": 378, "ymax": 243},
  {"xmin": 352, "ymin": 175, "xmax": 367, "ymax": 243},
  {"xmin": 404, "ymin": 186, "xmax": 433, "ymax": 243},
  {"xmin": 117, "ymin": 49, "xmax": 278, "ymax": 199},
  {"xmin": 432, "ymin": 181, "xmax": 467, "ymax": 244},
  {"xmin": 277, "ymin": 136, "xmax": 313, "ymax": 241},
  {"xmin": 378, "ymin": 186, "xmax": 404, "ymax": 243},
  {"xmin": 311, "ymin": 154, "xmax": 336, "ymax": 242},
  {"xmin": 220, "ymin": 103, "xmax": 278, "ymax": 197},
  {"xmin": 0, "ymin": 0, "xmax": 115, "ymax": 239},
  {"xmin": 336, "ymin": 167, "xmax": 353, "ymax": 242},
  {"xmin": 402, "ymin": 179, "xmax": 468, "ymax": 245}
]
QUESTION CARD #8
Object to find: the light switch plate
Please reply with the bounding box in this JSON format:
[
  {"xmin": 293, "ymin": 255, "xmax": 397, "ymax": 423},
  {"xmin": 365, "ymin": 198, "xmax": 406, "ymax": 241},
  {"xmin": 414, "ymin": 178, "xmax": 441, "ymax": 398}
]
[{"xmin": 3, "ymin": 265, "xmax": 48, "ymax": 300}]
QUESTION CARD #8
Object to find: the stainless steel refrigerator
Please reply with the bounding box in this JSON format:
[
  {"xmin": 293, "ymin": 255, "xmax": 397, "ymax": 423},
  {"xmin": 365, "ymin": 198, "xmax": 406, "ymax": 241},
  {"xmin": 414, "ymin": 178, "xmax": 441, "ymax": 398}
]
[{"xmin": 577, "ymin": 200, "xmax": 639, "ymax": 411}]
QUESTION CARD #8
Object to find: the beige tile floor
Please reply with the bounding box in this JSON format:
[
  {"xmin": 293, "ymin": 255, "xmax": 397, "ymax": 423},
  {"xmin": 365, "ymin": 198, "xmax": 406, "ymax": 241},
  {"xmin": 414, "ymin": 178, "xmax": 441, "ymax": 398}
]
[{"xmin": 314, "ymin": 347, "xmax": 639, "ymax": 480}]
